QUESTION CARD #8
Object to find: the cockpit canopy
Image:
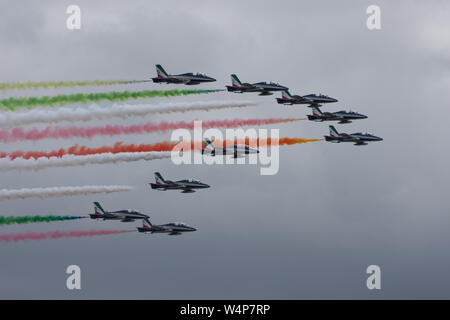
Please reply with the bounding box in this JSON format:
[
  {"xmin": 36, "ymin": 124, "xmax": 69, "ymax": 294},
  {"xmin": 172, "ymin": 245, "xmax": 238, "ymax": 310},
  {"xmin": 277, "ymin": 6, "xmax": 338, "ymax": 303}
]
[{"xmin": 173, "ymin": 222, "xmax": 188, "ymax": 227}]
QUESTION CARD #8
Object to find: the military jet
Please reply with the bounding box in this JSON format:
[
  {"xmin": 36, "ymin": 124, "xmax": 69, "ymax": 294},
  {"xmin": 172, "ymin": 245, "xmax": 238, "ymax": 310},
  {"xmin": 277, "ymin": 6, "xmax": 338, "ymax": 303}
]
[
  {"xmin": 226, "ymin": 74, "xmax": 288, "ymax": 96},
  {"xmin": 307, "ymin": 106, "xmax": 367, "ymax": 124},
  {"xmin": 151, "ymin": 64, "xmax": 216, "ymax": 85},
  {"xmin": 137, "ymin": 218, "xmax": 197, "ymax": 236},
  {"xmin": 324, "ymin": 125, "xmax": 383, "ymax": 146},
  {"xmin": 201, "ymin": 138, "xmax": 259, "ymax": 158},
  {"xmin": 89, "ymin": 202, "xmax": 149, "ymax": 222},
  {"xmin": 149, "ymin": 172, "xmax": 210, "ymax": 193},
  {"xmin": 276, "ymin": 90, "xmax": 338, "ymax": 107}
]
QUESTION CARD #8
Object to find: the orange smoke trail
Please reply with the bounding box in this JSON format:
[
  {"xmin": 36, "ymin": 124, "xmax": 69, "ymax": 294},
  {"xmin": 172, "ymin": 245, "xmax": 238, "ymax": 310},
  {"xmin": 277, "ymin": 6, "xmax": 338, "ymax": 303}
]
[{"xmin": 0, "ymin": 138, "xmax": 321, "ymax": 160}]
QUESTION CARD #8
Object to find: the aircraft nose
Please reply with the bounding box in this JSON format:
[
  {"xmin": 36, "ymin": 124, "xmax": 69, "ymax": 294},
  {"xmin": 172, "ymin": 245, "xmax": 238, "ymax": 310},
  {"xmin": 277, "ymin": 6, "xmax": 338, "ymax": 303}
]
[
  {"xmin": 204, "ymin": 184, "xmax": 210, "ymax": 188},
  {"xmin": 191, "ymin": 227, "xmax": 197, "ymax": 231}
]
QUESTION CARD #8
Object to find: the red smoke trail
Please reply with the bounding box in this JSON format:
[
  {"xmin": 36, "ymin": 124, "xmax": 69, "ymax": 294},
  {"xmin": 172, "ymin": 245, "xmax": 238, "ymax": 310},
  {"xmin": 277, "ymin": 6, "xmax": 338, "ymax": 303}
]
[
  {"xmin": 0, "ymin": 230, "xmax": 134, "ymax": 243},
  {"xmin": 0, "ymin": 138, "xmax": 321, "ymax": 160},
  {"xmin": 0, "ymin": 118, "xmax": 302, "ymax": 143}
]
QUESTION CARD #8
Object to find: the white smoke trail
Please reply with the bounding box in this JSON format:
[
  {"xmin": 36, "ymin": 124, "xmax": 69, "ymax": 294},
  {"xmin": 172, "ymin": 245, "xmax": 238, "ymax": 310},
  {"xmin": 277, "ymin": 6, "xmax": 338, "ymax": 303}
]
[
  {"xmin": 0, "ymin": 152, "xmax": 171, "ymax": 171},
  {"xmin": 0, "ymin": 185, "xmax": 133, "ymax": 201},
  {"xmin": 0, "ymin": 100, "xmax": 256, "ymax": 128}
]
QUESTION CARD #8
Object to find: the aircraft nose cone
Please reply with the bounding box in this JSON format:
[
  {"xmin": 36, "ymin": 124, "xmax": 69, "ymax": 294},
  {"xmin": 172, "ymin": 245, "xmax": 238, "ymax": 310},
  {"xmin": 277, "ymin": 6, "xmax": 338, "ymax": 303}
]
[{"xmin": 204, "ymin": 184, "xmax": 210, "ymax": 188}]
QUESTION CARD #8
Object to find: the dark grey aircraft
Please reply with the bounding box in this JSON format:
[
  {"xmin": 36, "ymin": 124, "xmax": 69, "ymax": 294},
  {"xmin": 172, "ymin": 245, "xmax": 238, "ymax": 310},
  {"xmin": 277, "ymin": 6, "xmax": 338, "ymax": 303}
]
[
  {"xmin": 201, "ymin": 138, "xmax": 259, "ymax": 158},
  {"xmin": 276, "ymin": 90, "xmax": 338, "ymax": 106},
  {"xmin": 307, "ymin": 106, "xmax": 367, "ymax": 124},
  {"xmin": 324, "ymin": 125, "xmax": 383, "ymax": 146},
  {"xmin": 149, "ymin": 172, "xmax": 210, "ymax": 193},
  {"xmin": 137, "ymin": 218, "xmax": 197, "ymax": 236},
  {"xmin": 226, "ymin": 74, "xmax": 288, "ymax": 96},
  {"xmin": 89, "ymin": 202, "xmax": 149, "ymax": 222},
  {"xmin": 151, "ymin": 64, "xmax": 216, "ymax": 85}
]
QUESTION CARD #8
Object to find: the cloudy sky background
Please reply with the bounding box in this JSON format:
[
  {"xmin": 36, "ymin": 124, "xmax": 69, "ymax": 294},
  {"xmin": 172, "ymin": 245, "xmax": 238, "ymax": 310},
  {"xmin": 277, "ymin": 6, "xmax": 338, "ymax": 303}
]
[{"xmin": 0, "ymin": 0, "xmax": 449, "ymax": 299}]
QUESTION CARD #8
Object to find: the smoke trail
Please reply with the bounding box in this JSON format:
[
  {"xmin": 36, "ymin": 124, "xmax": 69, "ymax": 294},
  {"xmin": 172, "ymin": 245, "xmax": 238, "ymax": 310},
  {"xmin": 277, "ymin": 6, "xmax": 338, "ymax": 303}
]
[
  {"xmin": 0, "ymin": 80, "xmax": 150, "ymax": 91},
  {"xmin": 0, "ymin": 101, "xmax": 256, "ymax": 128},
  {"xmin": 0, "ymin": 118, "xmax": 301, "ymax": 143},
  {"xmin": 0, "ymin": 230, "xmax": 135, "ymax": 243},
  {"xmin": 0, "ymin": 215, "xmax": 85, "ymax": 226},
  {"xmin": 0, "ymin": 138, "xmax": 320, "ymax": 161},
  {"xmin": 0, "ymin": 152, "xmax": 171, "ymax": 172},
  {"xmin": 0, "ymin": 89, "xmax": 223, "ymax": 110},
  {"xmin": 0, "ymin": 185, "xmax": 133, "ymax": 201}
]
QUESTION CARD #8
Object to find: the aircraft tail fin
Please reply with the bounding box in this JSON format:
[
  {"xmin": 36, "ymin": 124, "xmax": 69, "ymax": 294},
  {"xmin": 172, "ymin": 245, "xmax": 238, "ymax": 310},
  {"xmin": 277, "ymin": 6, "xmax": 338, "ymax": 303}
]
[
  {"xmin": 143, "ymin": 218, "xmax": 152, "ymax": 228},
  {"xmin": 93, "ymin": 202, "xmax": 106, "ymax": 215},
  {"xmin": 329, "ymin": 125, "xmax": 340, "ymax": 137},
  {"xmin": 312, "ymin": 106, "xmax": 323, "ymax": 116},
  {"xmin": 281, "ymin": 90, "xmax": 293, "ymax": 99},
  {"xmin": 231, "ymin": 74, "xmax": 242, "ymax": 87},
  {"xmin": 204, "ymin": 138, "xmax": 215, "ymax": 151},
  {"xmin": 155, "ymin": 64, "xmax": 169, "ymax": 78},
  {"xmin": 154, "ymin": 172, "xmax": 166, "ymax": 185}
]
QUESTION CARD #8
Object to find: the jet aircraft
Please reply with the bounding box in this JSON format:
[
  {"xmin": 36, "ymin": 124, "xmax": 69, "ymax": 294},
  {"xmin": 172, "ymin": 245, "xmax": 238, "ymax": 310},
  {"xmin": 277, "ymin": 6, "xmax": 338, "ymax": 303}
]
[
  {"xmin": 89, "ymin": 202, "xmax": 149, "ymax": 222},
  {"xmin": 307, "ymin": 106, "xmax": 367, "ymax": 124},
  {"xmin": 152, "ymin": 64, "xmax": 216, "ymax": 85},
  {"xmin": 276, "ymin": 90, "xmax": 338, "ymax": 106},
  {"xmin": 137, "ymin": 218, "xmax": 197, "ymax": 236},
  {"xmin": 226, "ymin": 74, "xmax": 288, "ymax": 96},
  {"xmin": 149, "ymin": 172, "xmax": 210, "ymax": 193},
  {"xmin": 201, "ymin": 138, "xmax": 259, "ymax": 158},
  {"xmin": 324, "ymin": 125, "xmax": 383, "ymax": 146}
]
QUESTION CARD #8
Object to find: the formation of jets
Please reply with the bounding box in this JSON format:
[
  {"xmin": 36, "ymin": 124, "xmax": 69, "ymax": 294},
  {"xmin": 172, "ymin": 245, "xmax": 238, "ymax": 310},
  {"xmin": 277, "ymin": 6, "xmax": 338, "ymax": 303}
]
[
  {"xmin": 151, "ymin": 64, "xmax": 382, "ymax": 146},
  {"xmin": 83, "ymin": 64, "xmax": 384, "ymax": 237},
  {"xmin": 150, "ymin": 172, "xmax": 210, "ymax": 193},
  {"xmin": 89, "ymin": 172, "xmax": 210, "ymax": 234},
  {"xmin": 89, "ymin": 201, "xmax": 196, "ymax": 235}
]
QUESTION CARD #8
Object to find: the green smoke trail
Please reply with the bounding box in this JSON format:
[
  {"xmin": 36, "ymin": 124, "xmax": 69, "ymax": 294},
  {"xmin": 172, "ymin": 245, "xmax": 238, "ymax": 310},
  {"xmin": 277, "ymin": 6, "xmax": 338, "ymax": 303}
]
[
  {"xmin": 0, "ymin": 215, "xmax": 86, "ymax": 226},
  {"xmin": 0, "ymin": 80, "xmax": 150, "ymax": 91},
  {"xmin": 0, "ymin": 89, "xmax": 222, "ymax": 111}
]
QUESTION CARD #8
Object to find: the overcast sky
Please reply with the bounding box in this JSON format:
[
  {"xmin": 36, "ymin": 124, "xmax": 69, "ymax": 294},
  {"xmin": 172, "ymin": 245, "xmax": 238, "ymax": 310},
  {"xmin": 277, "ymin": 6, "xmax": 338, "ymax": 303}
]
[{"xmin": 0, "ymin": 0, "xmax": 449, "ymax": 299}]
